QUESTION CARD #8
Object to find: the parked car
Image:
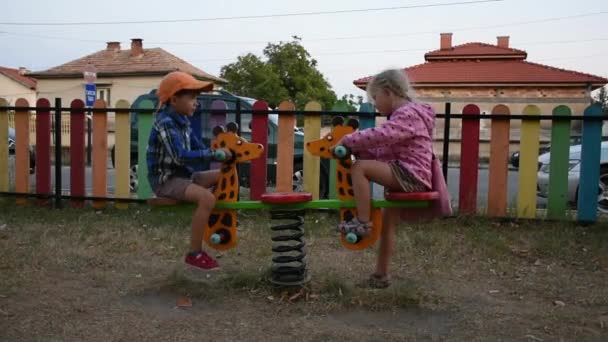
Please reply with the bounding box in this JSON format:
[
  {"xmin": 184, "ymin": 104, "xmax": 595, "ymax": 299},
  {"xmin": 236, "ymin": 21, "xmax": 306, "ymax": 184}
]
[
  {"xmin": 110, "ymin": 90, "xmax": 329, "ymax": 197},
  {"xmin": 8, "ymin": 127, "xmax": 35, "ymax": 174},
  {"xmin": 537, "ymin": 141, "xmax": 608, "ymax": 213},
  {"xmin": 510, "ymin": 135, "xmax": 607, "ymax": 168}
]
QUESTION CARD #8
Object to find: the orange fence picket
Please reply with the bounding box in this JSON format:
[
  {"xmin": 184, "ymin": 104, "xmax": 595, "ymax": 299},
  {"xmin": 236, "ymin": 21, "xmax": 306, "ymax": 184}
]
[{"xmin": 92, "ymin": 100, "xmax": 108, "ymax": 209}]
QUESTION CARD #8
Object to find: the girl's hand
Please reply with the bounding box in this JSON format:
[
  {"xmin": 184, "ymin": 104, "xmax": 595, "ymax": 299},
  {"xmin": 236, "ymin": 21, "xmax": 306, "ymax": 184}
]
[
  {"xmin": 330, "ymin": 138, "xmax": 346, "ymax": 156},
  {"xmin": 221, "ymin": 148, "xmax": 233, "ymax": 160}
]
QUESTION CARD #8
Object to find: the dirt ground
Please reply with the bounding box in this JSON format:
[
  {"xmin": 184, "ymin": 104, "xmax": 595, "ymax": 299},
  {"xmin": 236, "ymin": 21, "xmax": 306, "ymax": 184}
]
[{"xmin": 1, "ymin": 203, "xmax": 607, "ymax": 341}]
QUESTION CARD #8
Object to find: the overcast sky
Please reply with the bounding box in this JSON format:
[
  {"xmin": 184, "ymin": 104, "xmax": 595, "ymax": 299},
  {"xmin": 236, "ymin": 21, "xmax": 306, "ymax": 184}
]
[{"xmin": 1, "ymin": 0, "xmax": 606, "ymax": 98}]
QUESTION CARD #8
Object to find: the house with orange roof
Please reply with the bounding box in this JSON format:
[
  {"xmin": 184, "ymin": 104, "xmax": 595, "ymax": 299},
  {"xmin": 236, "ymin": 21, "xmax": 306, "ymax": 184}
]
[
  {"xmin": 0, "ymin": 66, "xmax": 37, "ymax": 106},
  {"xmin": 355, "ymin": 33, "xmax": 606, "ymax": 116},
  {"xmin": 354, "ymin": 33, "xmax": 607, "ymax": 157},
  {"xmin": 28, "ymin": 38, "xmax": 226, "ymax": 107}
]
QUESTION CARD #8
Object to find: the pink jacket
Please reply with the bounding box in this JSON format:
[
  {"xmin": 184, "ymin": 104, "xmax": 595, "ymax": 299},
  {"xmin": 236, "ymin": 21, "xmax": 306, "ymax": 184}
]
[{"xmin": 341, "ymin": 101, "xmax": 435, "ymax": 189}]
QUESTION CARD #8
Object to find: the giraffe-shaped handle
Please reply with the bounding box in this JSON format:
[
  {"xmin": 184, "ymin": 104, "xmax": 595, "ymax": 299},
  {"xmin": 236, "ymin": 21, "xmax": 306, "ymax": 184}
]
[
  {"xmin": 305, "ymin": 117, "xmax": 383, "ymax": 251},
  {"xmin": 333, "ymin": 145, "xmax": 350, "ymax": 159},
  {"xmin": 204, "ymin": 122, "xmax": 264, "ymax": 251}
]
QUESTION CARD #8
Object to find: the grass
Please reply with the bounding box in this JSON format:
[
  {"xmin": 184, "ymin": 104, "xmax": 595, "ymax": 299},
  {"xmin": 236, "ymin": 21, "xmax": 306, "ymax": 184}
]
[{"xmin": 1, "ymin": 202, "xmax": 608, "ymax": 340}]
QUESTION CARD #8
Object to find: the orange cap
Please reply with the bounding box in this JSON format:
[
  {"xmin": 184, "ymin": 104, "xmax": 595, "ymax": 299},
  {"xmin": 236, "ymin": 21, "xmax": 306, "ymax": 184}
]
[{"xmin": 157, "ymin": 71, "xmax": 214, "ymax": 104}]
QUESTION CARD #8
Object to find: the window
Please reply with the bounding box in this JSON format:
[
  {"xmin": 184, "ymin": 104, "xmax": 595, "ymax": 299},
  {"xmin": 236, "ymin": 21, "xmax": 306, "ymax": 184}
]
[{"xmin": 96, "ymin": 87, "xmax": 111, "ymax": 105}]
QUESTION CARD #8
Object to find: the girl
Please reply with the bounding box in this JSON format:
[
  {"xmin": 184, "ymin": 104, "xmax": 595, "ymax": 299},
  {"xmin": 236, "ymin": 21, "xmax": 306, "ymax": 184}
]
[{"xmin": 334, "ymin": 69, "xmax": 436, "ymax": 288}]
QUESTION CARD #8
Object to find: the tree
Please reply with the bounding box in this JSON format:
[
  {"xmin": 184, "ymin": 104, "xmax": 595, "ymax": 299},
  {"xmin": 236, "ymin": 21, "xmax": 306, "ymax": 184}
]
[
  {"xmin": 219, "ymin": 53, "xmax": 288, "ymax": 107},
  {"xmin": 220, "ymin": 37, "xmax": 337, "ymax": 109},
  {"xmin": 339, "ymin": 94, "xmax": 365, "ymax": 111},
  {"xmin": 593, "ymin": 86, "xmax": 608, "ymax": 112}
]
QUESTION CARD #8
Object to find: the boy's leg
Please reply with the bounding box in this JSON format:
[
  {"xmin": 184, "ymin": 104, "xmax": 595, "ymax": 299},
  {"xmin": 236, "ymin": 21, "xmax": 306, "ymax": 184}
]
[
  {"xmin": 192, "ymin": 170, "xmax": 221, "ymax": 189},
  {"xmin": 183, "ymin": 183, "xmax": 216, "ymax": 252},
  {"xmin": 350, "ymin": 160, "xmax": 402, "ymax": 222}
]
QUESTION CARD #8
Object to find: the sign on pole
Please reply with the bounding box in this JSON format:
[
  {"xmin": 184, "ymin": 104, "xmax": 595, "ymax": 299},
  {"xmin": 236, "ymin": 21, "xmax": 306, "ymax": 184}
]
[{"xmin": 83, "ymin": 64, "xmax": 97, "ymax": 107}]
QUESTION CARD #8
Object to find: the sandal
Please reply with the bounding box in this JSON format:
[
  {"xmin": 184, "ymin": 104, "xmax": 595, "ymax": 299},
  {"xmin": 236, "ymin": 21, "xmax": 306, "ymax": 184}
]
[{"xmin": 337, "ymin": 218, "xmax": 373, "ymax": 236}]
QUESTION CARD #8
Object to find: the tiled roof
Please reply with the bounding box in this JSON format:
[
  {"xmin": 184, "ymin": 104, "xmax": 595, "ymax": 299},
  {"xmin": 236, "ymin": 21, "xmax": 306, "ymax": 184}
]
[
  {"xmin": 354, "ymin": 43, "xmax": 607, "ymax": 88},
  {"xmin": 424, "ymin": 42, "xmax": 527, "ymax": 60},
  {"xmin": 28, "ymin": 48, "xmax": 226, "ymax": 83},
  {"xmin": 0, "ymin": 66, "xmax": 37, "ymax": 89}
]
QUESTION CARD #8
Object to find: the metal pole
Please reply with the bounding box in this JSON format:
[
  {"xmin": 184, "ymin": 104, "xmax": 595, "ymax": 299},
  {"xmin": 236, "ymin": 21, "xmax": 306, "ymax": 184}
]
[
  {"xmin": 235, "ymin": 99, "xmax": 242, "ymax": 135},
  {"xmin": 442, "ymin": 102, "xmax": 451, "ymax": 183},
  {"xmin": 235, "ymin": 100, "xmax": 242, "ymax": 201},
  {"xmin": 54, "ymin": 98, "xmax": 62, "ymax": 208},
  {"xmin": 86, "ymin": 114, "xmax": 92, "ymax": 165}
]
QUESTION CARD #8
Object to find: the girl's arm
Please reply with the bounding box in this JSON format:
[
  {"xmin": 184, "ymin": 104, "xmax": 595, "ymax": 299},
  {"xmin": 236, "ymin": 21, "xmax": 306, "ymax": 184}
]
[{"xmin": 341, "ymin": 112, "xmax": 416, "ymax": 152}]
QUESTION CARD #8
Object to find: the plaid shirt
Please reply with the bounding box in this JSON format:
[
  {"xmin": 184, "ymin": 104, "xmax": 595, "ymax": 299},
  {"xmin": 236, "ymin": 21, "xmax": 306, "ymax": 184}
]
[{"xmin": 146, "ymin": 108, "xmax": 213, "ymax": 190}]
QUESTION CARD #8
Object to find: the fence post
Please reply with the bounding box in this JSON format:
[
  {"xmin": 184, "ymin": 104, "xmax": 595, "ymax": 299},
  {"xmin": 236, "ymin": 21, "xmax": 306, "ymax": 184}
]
[
  {"xmin": 35, "ymin": 99, "xmax": 52, "ymax": 206},
  {"xmin": 547, "ymin": 105, "xmax": 572, "ymax": 220},
  {"xmin": 516, "ymin": 105, "xmax": 541, "ymax": 219},
  {"xmin": 250, "ymin": 101, "xmax": 269, "ymax": 200},
  {"xmin": 114, "ymin": 100, "xmax": 131, "ymax": 209},
  {"xmin": 276, "ymin": 101, "xmax": 296, "ymax": 193},
  {"xmin": 210, "ymin": 100, "xmax": 227, "ymax": 170},
  {"xmin": 70, "ymin": 100, "xmax": 86, "ymax": 208},
  {"xmin": 14, "ymin": 98, "xmax": 30, "ymax": 205},
  {"xmin": 0, "ymin": 98, "xmax": 8, "ymax": 193},
  {"xmin": 487, "ymin": 104, "xmax": 511, "ymax": 217},
  {"xmin": 577, "ymin": 103, "xmax": 603, "ymax": 223},
  {"xmin": 136, "ymin": 100, "xmax": 155, "ymax": 199},
  {"xmin": 303, "ymin": 101, "xmax": 321, "ymax": 200},
  {"xmin": 92, "ymin": 99, "xmax": 107, "ymax": 209},
  {"xmin": 54, "ymin": 98, "xmax": 62, "ymax": 208},
  {"xmin": 459, "ymin": 104, "xmax": 481, "ymax": 214}
]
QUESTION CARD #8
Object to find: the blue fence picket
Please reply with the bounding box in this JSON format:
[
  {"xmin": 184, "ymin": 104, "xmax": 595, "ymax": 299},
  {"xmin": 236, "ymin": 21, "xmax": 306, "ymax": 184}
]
[{"xmin": 577, "ymin": 103, "xmax": 604, "ymax": 223}]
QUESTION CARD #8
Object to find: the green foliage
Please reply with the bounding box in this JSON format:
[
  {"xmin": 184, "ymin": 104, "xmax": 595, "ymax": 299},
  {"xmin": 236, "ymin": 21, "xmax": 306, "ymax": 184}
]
[
  {"xmin": 594, "ymin": 86, "xmax": 608, "ymax": 112},
  {"xmin": 220, "ymin": 37, "xmax": 337, "ymax": 109}
]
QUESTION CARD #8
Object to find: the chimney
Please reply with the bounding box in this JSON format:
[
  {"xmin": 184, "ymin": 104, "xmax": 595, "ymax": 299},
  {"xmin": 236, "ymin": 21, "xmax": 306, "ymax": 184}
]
[
  {"xmin": 106, "ymin": 41, "xmax": 121, "ymax": 51},
  {"xmin": 440, "ymin": 33, "xmax": 453, "ymax": 50},
  {"xmin": 497, "ymin": 36, "xmax": 510, "ymax": 48},
  {"xmin": 130, "ymin": 38, "xmax": 144, "ymax": 57}
]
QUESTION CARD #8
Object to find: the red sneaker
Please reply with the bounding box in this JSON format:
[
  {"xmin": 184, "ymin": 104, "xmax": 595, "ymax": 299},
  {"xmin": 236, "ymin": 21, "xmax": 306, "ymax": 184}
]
[{"xmin": 185, "ymin": 251, "xmax": 220, "ymax": 271}]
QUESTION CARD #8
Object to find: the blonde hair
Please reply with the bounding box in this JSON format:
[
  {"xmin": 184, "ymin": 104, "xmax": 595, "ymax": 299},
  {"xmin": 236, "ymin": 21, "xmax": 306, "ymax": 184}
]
[{"xmin": 366, "ymin": 69, "xmax": 416, "ymax": 102}]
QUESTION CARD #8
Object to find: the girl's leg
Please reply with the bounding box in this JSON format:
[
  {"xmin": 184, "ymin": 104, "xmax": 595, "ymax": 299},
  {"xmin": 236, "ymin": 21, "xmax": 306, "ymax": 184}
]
[
  {"xmin": 350, "ymin": 160, "xmax": 402, "ymax": 222},
  {"xmin": 375, "ymin": 207, "xmax": 400, "ymax": 278}
]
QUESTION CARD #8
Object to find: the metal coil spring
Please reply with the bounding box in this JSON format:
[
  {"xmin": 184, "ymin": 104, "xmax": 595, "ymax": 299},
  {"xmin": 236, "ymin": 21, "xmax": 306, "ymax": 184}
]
[{"xmin": 269, "ymin": 209, "xmax": 309, "ymax": 285}]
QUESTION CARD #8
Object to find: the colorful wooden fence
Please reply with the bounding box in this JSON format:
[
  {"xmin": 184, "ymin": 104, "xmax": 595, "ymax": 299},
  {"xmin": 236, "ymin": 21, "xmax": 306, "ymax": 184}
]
[{"xmin": 0, "ymin": 97, "xmax": 606, "ymax": 223}]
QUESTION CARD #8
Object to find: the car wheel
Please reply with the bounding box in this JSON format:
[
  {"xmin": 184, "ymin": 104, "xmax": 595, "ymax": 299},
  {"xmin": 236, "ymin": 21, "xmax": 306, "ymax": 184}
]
[
  {"xmin": 111, "ymin": 145, "xmax": 116, "ymax": 168},
  {"xmin": 597, "ymin": 166, "xmax": 608, "ymax": 213},
  {"xmin": 130, "ymin": 164, "xmax": 138, "ymax": 193},
  {"xmin": 292, "ymin": 162, "xmax": 329, "ymax": 198},
  {"xmin": 29, "ymin": 150, "xmax": 35, "ymax": 174},
  {"xmin": 292, "ymin": 166, "xmax": 304, "ymax": 193}
]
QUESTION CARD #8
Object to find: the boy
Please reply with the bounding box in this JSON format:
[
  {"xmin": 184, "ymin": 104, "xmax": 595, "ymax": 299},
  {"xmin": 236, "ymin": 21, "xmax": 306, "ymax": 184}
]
[{"xmin": 147, "ymin": 71, "xmax": 232, "ymax": 271}]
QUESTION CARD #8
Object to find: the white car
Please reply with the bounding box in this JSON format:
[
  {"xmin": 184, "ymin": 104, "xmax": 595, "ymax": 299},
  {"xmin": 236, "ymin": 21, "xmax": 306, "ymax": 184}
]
[{"xmin": 537, "ymin": 141, "xmax": 608, "ymax": 212}]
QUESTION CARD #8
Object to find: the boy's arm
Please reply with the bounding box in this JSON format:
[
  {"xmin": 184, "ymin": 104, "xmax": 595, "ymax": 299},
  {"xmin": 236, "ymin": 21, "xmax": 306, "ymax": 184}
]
[
  {"xmin": 190, "ymin": 132, "xmax": 213, "ymax": 154},
  {"xmin": 157, "ymin": 122, "xmax": 214, "ymax": 164}
]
